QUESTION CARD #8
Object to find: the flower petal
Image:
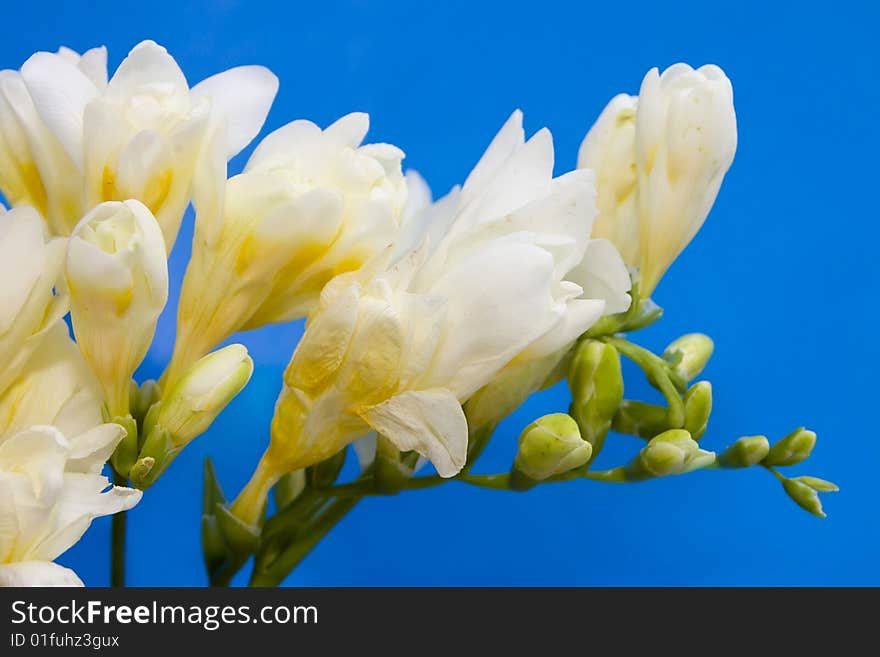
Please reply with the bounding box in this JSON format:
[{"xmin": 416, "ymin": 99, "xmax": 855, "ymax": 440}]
[
  {"xmin": 20, "ymin": 51, "xmax": 98, "ymax": 169},
  {"xmin": 0, "ymin": 560, "xmax": 83, "ymax": 587},
  {"xmin": 358, "ymin": 388, "xmax": 467, "ymax": 478},
  {"xmin": 191, "ymin": 65, "xmax": 278, "ymax": 158},
  {"xmin": 568, "ymin": 238, "xmax": 632, "ymax": 314}
]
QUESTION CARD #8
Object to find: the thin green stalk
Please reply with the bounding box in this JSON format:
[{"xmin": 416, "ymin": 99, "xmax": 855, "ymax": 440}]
[
  {"xmin": 250, "ymin": 495, "xmax": 362, "ymax": 586},
  {"xmin": 602, "ymin": 336, "xmax": 685, "ymax": 427},
  {"xmin": 111, "ymin": 470, "xmax": 128, "ymax": 587}
]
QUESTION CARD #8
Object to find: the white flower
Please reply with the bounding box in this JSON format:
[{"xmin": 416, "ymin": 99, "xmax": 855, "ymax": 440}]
[
  {"xmin": 0, "ymin": 46, "xmax": 106, "ymax": 235},
  {"xmin": 65, "ymin": 200, "xmax": 168, "ymax": 416},
  {"xmin": 578, "ymin": 63, "xmax": 737, "ymax": 296},
  {"xmin": 0, "ymin": 213, "xmax": 140, "ymax": 586},
  {"xmin": 231, "ymin": 111, "xmax": 628, "ymax": 524},
  {"xmin": 164, "ymin": 112, "xmax": 407, "ymax": 388},
  {"xmin": 5, "ymin": 40, "xmax": 277, "ymax": 246},
  {"xmin": 0, "ymin": 206, "xmax": 68, "ymax": 396},
  {"xmin": 0, "ymin": 423, "xmax": 140, "ymax": 587}
]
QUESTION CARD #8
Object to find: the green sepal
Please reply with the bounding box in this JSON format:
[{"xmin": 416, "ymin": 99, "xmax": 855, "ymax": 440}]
[
  {"xmin": 374, "ymin": 435, "xmax": 419, "ymax": 495},
  {"xmin": 109, "ymin": 413, "xmax": 138, "ymax": 479},
  {"xmin": 307, "ymin": 447, "xmax": 347, "ymax": 489},
  {"xmin": 129, "ymin": 424, "xmax": 178, "ymax": 489},
  {"xmin": 201, "ymin": 458, "xmax": 260, "ymax": 585},
  {"xmin": 273, "ymin": 470, "xmax": 307, "ymax": 511}
]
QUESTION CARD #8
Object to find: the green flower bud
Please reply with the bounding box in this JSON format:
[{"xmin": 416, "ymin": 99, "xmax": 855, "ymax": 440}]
[
  {"xmin": 628, "ymin": 429, "xmax": 715, "ymax": 480},
  {"xmin": 568, "ymin": 340, "xmax": 623, "ymax": 451},
  {"xmin": 512, "ymin": 414, "xmax": 592, "ymax": 487},
  {"xmin": 791, "ymin": 476, "xmax": 839, "ymax": 493},
  {"xmin": 663, "ymin": 333, "xmax": 714, "ymax": 381},
  {"xmin": 718, "ymin": 435, "xmax": 770, "ymax": 468},
  {"xmin": 611, "ymin": 400, "xmax": 670, "ymax": 439},
  {"xmin": 147, "ymin": 344, "xmax": 254, "ymax": 449},
  {"xmin": 781, "ymin": 477, "xmax": 827, "ymax": 518},
  {"xmin": 764, "ymin": 427, "xmax": 816, "ymax": 466},
  {"xmin": 683, "ymin": 381, "xmax": 712, "ymax": 440}
]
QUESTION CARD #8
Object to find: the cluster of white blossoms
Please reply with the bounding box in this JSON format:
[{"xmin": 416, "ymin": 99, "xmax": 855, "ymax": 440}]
[
  {"xmin": 0, "ymin": 207, "xmax": 139, "ymax": 586},
  {"xmin": 0, "ymin": 37, "xmax": 739, "ymax": 585}
]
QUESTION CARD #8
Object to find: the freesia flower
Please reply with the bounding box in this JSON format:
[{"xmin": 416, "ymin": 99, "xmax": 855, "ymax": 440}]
[
  {"xmin": 2, "ymin": 40, "xmax": 277, "ymax": 245},
  {"xmin": 65, "ymin": 200, "xmax": 168, "ymax": 417},
  {"xmin": 0, "ymin": 206, "xmax": 67, "ymax": 396},
  {"xmin": 0, "ymin": 210, "xmax": 140, "ymax": 587},
  {"xmin": 231, "ymin": 110, "xmax": 629, "ymax": 525},
  {"xmin": 164, "ymin": 112, "xmax": 407, "ymax": 389},
  {"xmin": 0, "ymin": 46, "xmax": 106, "ymax": 235},
  {"xmin": 0, "ymin": 419, "xmax": 140, "ymax": 587},
  {"xmin": 578, "ymin": 63, "xmax": 737, "ymax": 296}
]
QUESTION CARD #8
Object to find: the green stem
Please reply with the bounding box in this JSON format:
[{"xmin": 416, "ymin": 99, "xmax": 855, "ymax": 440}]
[
  {"xmin": 250, "ymin": 495, "xmax": 362, "ymax": 586},
  {"xmin": 602, "ymin": 336, "xmax": 685, "ymax": 427},
  {"xmin": 763, "ymin": 464, "xmax": 787, "ymax": 481},
  {"xmin": 111, "ymin": 470, "xmax": 128, "ymax": 587}
]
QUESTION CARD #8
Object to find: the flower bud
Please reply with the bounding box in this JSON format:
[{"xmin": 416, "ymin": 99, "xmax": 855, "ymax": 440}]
[
  {"xmin": 683, "ymin": 381, "xmax": 712, "ymax": 439},
  {"xmin": 568, "ymin": 340, "xmax": 623, "ymax": 450},
  {"xmin": 579, "ymin": 64, "xmax": 736, "ymax": 296},
  {"xmin": 663, "ymin": 333, "xmax": 714, "ymax": 382},
  {"xmin": 628, "ymin": 429, "xmax": 715, "ymax": 480},
  {"xmin": 791, "ymin": 476, "xmax": 839, "ymax": 493},
  {"xmin": 148, "ymin": 344, "xmax": 253, "ymax": 449},
  {"xmin": 718, "ymin": 435, "xmax": 770, "ymax": 468},
  {"xmin": 781, "ymin": 477, "xmax": 829, "ymax": 518},
  {"xmin": 611, "ymin": 400, "xmax": 670, "ymax": 439},
  {"xmin": 512, "ymin": 414, "xmax": 592, "ymax": 486},
  {"xmin": 65, "ymin": 200, "xmax": 168, "ymax": 416},
  {"xmin": 764, "ymin": 427, "xmax": 816, "ymax": 467},
  {"xmin": 131, "ymin": 345, "xmax": 252, "ymax": 487}
]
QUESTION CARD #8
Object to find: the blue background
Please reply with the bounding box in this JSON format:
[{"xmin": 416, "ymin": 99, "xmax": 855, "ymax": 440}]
[{"xmin": 2, "ymin": 0, "xmax": 876, "ymax": 585}]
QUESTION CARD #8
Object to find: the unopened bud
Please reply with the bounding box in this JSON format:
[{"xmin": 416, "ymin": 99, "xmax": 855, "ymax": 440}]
[
  {"xmin": 764, "ymin": 427, "xmax": 816, "ymax": 467},
  {"xmin": 781, "ymin": 477, "xmax": 828, "ymax": 518},
  {"xmin": 663, "ymin": 333, "xmax": 714, "ymax": 381},
  {"xmin": 791, "ymin": 476, "xmax": 839, "ymax": 493},
  {"xmin": 568, "ymin": 340, "xmax": 623, "ymax": 450},
  {"xmin": 611, "ymin": 400, "xmax": 669, "ymax": 439},
  {"xmin": 683, "ymin": 381, "xmax": 712, "ymax": 440},
  {"xmin": 512, "ymin": 414, "xmax": 592, "ymax": 487},
  {"xmin": 718, "ymin": 435, "xmax": 770, "ymax": 468},
  {"xmin": 628, "ymin": 429, "xmax": 715, "ymax": 480},
  {"xmin": 150, "ymin": 344, "xmax": 254, "ymax": 449}
]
